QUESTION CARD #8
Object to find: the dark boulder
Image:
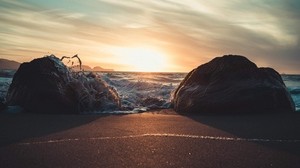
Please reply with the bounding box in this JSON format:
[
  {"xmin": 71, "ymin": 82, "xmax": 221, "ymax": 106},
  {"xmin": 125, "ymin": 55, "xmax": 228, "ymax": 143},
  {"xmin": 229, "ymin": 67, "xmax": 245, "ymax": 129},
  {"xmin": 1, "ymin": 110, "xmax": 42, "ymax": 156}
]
[
  {"xmin": 6, "ymin": 55, "xmax": 120, "ymax": 114},
  {"xmin": 171, "ymin": 55, "xmax": 295, "ymax": 114},
  {"xmin": 0, "ymin": 101, "xmax": 6, "ymax": 111}
]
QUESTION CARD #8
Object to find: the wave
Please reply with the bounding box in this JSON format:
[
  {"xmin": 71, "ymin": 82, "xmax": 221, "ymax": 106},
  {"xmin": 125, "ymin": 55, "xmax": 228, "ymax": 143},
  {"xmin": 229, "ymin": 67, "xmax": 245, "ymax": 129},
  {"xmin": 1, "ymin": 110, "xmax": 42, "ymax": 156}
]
[
  {"xmin": 99, "ymin": 72, "xmax": 178, "ymax": 111},
  {"xmin": 1, "ymin": 73, "xmax": 300, "ymax": 113},
  {"xmin": 288, "ymin": 87, "xmax": 300, "ymax": 94},
  {"xmin": 282, "ymin": 75, "xmax": 300, "ymax": 82},
  {"xmin": 0, "ymin": 77, "xmax": 12, "ymax": 102}
]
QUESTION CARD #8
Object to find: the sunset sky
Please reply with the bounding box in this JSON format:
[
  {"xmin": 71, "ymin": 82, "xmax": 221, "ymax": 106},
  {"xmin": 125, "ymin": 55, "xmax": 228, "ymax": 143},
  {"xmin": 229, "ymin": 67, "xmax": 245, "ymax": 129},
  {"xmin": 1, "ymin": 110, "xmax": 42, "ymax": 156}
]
[{"xmin": 0, "ymin": 0, "xmax": 299, "ymax": 73}]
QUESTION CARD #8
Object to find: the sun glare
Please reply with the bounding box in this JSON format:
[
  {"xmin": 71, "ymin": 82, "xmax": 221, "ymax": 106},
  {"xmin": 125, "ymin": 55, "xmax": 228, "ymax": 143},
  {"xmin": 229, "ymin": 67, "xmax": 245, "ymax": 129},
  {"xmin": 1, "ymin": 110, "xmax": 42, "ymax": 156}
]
[{"xmin": 116, "ymin": 47, "xmax": 168, "ymax": 72}]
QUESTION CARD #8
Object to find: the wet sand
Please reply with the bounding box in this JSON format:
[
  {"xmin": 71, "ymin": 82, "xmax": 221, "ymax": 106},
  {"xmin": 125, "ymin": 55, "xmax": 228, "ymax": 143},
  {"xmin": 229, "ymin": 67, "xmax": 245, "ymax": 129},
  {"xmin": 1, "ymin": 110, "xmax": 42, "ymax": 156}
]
[{"xmin": 1, "ymin": 110, "xmax": 300, "ymax": 168}]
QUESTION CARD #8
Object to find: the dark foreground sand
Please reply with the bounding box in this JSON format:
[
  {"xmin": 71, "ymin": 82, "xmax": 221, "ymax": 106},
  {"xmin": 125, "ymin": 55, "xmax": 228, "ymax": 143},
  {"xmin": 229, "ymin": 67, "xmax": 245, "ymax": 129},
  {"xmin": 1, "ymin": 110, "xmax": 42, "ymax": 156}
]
[{"xmin": 1, "ymin": 110, "xmax": 300, "ymax": 168}]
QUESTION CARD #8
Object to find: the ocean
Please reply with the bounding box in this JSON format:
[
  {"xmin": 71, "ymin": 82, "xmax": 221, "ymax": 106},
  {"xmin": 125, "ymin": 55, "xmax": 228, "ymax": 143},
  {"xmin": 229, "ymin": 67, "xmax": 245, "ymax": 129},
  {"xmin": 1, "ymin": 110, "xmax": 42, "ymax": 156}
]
[
  {"xmin": 0, "ymin": 71, "xmax": 299, "ymax": 113},
  {"xmin": 282, "ymin": 75, "xmax": 300, "ymax": 111}
]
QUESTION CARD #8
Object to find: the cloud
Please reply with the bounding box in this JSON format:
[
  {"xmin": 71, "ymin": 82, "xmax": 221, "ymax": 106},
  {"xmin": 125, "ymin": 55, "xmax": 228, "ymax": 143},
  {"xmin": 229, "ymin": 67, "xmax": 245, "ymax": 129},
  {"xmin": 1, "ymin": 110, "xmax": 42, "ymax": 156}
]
[
  {"xmin": 0, "ymin": 0, "xmax": 299, "ymax": 73},
  {"xmin": 96, "ymin": 0, "xmax": 300, "ymax": 72}
]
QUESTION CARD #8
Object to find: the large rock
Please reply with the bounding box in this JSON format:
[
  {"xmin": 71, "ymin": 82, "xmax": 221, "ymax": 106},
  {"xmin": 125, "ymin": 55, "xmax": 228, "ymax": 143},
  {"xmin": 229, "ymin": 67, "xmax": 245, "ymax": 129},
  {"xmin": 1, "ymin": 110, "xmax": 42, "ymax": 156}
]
[
  {"xmin": 0, "ymin": 101, "xmax": 6, "ymax": 112},
  {"xmin": 6, "ymin": 55, "xmax": 120, "ymax": 114},
  {"xmin": 171, "ymin": 55, "xmax": 295, "ymax": 114}
]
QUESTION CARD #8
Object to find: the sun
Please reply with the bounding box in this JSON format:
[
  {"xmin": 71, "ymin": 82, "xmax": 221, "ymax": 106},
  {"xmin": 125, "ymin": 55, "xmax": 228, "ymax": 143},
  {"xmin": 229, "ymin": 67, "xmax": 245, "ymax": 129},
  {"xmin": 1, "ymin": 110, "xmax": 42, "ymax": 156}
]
[{"xmin": 118, "ymin": 47, "xmax": 168, "ymax": 72}]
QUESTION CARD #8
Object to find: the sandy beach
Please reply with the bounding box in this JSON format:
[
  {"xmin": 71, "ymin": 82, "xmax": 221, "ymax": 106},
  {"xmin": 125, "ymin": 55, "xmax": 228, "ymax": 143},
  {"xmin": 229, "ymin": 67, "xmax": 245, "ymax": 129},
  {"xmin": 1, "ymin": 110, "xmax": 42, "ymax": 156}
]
[
  {"xmin": 1, "ymin": 0, "xmax": 300, "ymax": 167},
  {"xmin": 0, "ymin": 110, "xmax": 300, "ymax": 168}
]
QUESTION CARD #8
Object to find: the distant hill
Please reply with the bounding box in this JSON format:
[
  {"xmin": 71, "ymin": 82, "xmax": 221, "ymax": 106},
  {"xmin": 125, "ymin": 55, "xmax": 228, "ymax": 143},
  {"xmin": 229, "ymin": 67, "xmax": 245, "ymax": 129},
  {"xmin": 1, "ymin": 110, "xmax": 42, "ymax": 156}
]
[
  {"xmin": 93, "ymin": 66, "xmax": 114, "ymax": 72},
  {"xmin": 0, "ymin": 58, "xmax": 20, "ymax": 70},
  {"xmin": 71, "ymin": 65, "xmax": 114, "ymax": 72},
  {"xmin": 80, "ymin": 65, "xmax": 93, "ymax": 71},
  {"xmin": 0, "ymin": 58, "xmax": 113, "ymax": 72}
]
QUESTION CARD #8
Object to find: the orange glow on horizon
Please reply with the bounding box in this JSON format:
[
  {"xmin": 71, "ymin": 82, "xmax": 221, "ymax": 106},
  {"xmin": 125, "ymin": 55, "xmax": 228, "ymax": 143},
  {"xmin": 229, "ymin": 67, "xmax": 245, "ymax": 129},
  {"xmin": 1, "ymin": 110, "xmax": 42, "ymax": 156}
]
[{"xmin": 111, "ymin": 47, "xmax": 169, "ymax": 72}]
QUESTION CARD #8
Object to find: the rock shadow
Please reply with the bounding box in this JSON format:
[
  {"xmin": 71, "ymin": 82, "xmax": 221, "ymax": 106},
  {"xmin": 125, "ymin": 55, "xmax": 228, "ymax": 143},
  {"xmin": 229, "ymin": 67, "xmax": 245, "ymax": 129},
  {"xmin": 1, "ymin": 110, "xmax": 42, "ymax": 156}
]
[
  {"xmin": 182, "ymin": 112, "xmax": 300, "ymax": 156},
  {"xmin": 0, "ymin": 113, "xmax": 107, "ymax": 147}
]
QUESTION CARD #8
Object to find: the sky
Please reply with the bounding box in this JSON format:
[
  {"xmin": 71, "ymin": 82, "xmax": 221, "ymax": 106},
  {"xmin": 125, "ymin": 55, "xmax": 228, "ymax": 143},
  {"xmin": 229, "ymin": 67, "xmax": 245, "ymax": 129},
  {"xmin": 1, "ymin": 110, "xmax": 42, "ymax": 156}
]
[{"xmin": 0, "ymin": 0, "xmax": 299, "ymax": 73}]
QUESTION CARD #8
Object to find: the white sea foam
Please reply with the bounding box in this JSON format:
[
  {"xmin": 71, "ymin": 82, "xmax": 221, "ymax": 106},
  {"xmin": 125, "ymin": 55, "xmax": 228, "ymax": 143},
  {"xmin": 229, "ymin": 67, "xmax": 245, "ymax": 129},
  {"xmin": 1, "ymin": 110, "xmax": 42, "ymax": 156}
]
[
  {"xmin": 97, "ymin": 72, "xmax": 186, "ymax": 112},
  {"xmin": 0, "ymin": 77, "xmax": 12, "ymax": 102},
  {"xmin": 283, "ymin": 75, "xmax": 300, "ymax": 111},
  {"xmin": 18, "ymin": 133, "xmax": 300, "ymax": 145}
]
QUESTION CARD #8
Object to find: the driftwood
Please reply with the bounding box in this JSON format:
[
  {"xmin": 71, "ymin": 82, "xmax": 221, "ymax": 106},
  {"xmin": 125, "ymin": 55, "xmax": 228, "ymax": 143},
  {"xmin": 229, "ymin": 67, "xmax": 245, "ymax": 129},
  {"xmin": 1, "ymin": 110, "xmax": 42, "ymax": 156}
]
[{"xmin": 60, "ymin": 54, "xmax": 82, "ymax": 70}]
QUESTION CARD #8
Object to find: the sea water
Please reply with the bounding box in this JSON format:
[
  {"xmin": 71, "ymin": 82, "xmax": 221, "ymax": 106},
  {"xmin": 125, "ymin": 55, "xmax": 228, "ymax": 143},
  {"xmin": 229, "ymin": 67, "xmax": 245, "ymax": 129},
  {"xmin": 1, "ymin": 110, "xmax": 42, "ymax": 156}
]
[
  {"xmin": 0, "ymin": 77, "xmax": 12, "ymax": 102},
  {"xmin": 282, "ymin": 75, "xmax": 300, "ymax": 111},
  {"xmin": 99, "ymin": 72, "xmax": 186, "ymax": 112},
  {"xmin": 0, "ymin": 72, "xmax": 299, "ymax": 113}
]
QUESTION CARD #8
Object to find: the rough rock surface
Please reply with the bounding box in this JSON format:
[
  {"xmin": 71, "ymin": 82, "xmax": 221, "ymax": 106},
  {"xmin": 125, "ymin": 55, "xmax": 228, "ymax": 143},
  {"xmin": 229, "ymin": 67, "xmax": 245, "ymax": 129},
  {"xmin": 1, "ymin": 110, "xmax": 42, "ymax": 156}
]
[
  {"xmin": 171, "ymin": 55, "xmax": 295, "ymax": 113},
  {"xmin": 0, "ymin": 101, "xmax": 5, "ymax": 111},
  {"xmin": 6, "ymin": 55, "xmax": 120, "ymax": 114}
]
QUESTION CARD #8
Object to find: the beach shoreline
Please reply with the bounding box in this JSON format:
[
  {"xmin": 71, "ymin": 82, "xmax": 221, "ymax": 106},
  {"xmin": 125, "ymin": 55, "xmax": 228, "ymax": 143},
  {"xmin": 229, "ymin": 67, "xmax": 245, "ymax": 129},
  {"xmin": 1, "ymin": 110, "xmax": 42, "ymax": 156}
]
[{"xmin": 1, "ymin": 110, "xmax": 300, "ymax": 167}]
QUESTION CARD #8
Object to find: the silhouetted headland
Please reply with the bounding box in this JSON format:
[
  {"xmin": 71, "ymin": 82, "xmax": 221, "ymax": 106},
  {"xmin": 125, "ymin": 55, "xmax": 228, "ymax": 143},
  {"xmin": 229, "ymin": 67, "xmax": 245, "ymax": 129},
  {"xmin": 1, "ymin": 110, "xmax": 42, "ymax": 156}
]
[{"xmin": 0, "ymin": 58, "xmax": 20, "ymax": 70}]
